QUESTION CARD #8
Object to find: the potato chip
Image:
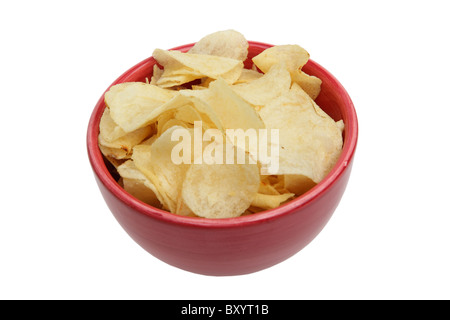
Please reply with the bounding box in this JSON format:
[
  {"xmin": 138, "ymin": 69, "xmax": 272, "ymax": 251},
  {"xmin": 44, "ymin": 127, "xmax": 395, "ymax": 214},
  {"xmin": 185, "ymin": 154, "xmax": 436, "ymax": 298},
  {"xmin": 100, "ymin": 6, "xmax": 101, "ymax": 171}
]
[
  {"xmin": 182, "ymin": 78, "xmax": 265, "ymax": 160},
  {"xmin": 258, "ymin": 180, "xmax": 281, "ymax": 195},
  {"xmin": 291, "ymin": 71, "xmax": 322, "ymax": 100},
  {"xmin": 252, "ymin": 44, "xmax": 322, "ymax": 100},
  {"xmin": 193, "ymin": 78, "xmax": 265, "ymax": 131},
  {"xmin": 175, "ymin": 93, "xmax": 225, "ymax": 131},
  {"xmin": 150, "ymin": 64, "xmax": 163, "ymax": 85},
  {"xmin": 258, "ymin": 83, "xmax": 343, "ymax": 183},
  {"xmin": 250, "ymin": 192, "xmax": 295, "ymax": 210},
  {"xmin": 173, "ymin": 104, "xmax": 204, "ymax": 125},
  {"xmin": 99, "ymin": 144, "xmax": 130, "ymax": 160},
  {"xmin": 123, "ymin": 178, "xmax": 161, "ymax": 207},
  {"xmin": 132, "ymin": 127, "xmax": 193, "ymax": 213},
  {"xmin": 284, "ymin": 174, "xmax": 317, "ymax": 196},
  {"xmin": 152, "ymin": 49, "xmax": 243, "ymax": 87},
  {"xmin": 160, "ymin": 118, "xmax": 191, "ymax": 135},
  {"xmin": 336, "ymin": 119, "xmax": 345, "ymax": 133},
  {"xmin": 181, "ymin": 157, "xmax": 260, "ymax": 219},
  {"xmin": 105, "ymin": 82, "xmax": 177, "ymax": 132},
  {"xmin": 191, "ymin": 84, "xmax": 207, "ymax": 90},
  {"xmin": 153, "ymin": 67, "xmax": 201, "ymax": 89},
  {"xmin": 140, "ymin": 134, "xmax": 157, "ymax": 146},
  {"xmin": 98, "ymin": 124, "xmax": 152, "ymax": 154},
  {"xmin": 117, "ymin": 160, "xmax": 162, "ymax": 207},
  {"xmin": 234, "ymin": 68, "xmax": 263, "ymax": 84},
  {"xmin": 252, "ymin": 44, "xmax": 310, "ymax": 74},
  {"xmin": 99, "ymin": 108, "xmax": 127, "ymax": 142},
  {"xmin": 232, "ymin": 63, "xmax": 291, "ymax": 107},
  {"xmin": 188, "ymin": 29, "xmax": 249, "ymax": 61}
]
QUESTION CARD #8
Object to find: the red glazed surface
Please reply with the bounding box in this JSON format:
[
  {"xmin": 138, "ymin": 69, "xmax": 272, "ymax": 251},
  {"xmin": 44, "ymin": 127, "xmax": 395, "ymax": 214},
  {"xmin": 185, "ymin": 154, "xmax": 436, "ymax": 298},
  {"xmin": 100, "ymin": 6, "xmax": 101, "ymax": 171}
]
[{"xmin": 86, "ymin": 41, "xmax": 358, "ymax": 276}]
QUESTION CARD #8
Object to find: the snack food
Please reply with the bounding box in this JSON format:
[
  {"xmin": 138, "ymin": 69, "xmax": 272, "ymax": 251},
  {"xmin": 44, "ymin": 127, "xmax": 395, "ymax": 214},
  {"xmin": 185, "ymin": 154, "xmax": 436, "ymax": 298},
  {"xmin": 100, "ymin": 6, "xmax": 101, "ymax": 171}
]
[{"xmin": 98, "ymin": 30, "xmax": 344, "ymax": 219}]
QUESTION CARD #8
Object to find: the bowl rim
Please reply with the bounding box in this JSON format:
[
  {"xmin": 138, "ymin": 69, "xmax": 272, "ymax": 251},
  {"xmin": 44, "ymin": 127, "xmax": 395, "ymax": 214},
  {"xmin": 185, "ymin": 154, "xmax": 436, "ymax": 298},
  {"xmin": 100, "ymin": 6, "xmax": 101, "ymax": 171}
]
[{"xmin": 87, "ymin": 41, "xmax": 358, "ymax": 229}]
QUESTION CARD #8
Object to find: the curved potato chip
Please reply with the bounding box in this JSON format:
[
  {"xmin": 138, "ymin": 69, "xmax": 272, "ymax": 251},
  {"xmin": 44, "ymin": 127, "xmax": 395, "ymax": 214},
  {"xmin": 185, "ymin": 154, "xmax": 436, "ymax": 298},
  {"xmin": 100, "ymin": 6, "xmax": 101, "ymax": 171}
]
[
  {"xmin": 258, "ymin": 83, "xmax": 343, "ymax": 183},
  {"xmin": 252, "ymin": 44, "xmax": 310, "ymax": 74},
  {"xmin": 182, "ymin": 78, "xmax": 265, "ymax": 159},
  {"xmin": 173, "ymin": 104, "xmax": 204, "ymax": 125},
  {"xmin": 181, "ymin": 160, "xmax": 260, "ymax": 219},
  {"xmin": 232, "ymin": 63, "xmax": 291, "ymax": 107},
  {"xmin": 99, "ymin": 144, "xmax": 130, "ymax": 160},
  {"xmin": 258, "ymin": 181, "xmax": 280, "ymax": 195},
  {"xmin": 153, "ymin": 49, "xmax": 243, "ymax": 86},
  {"xmin": 132, "ymin": 127, "xmax": 193, "ymax": 213},
  {"xmin": 201, "ymin": 78, "xmax": 265, "ymax": 131},
  {"xmin": 292, "ymin": 71, "xmax": 322, "ymax": 100},
  {"xmin": 105, "ymin": 82, "xmax": 177, "ymax": 132},
  {"xmin": 117, "ymin": 160, "xmax": 162, "ymax": 207},
  {"xmin": 99, "ymin": 108, "xmax": 127, "ymax": 142},
  {"xmin": 252, "ymin": 45, "xmax": 321, "ymax": 99},
  {"xmin": 250, "ymin": 192, "xmax": 295, "ymax": 210},
  {"xmin": 160, "ymin": 118, "xmax": 191, "ymax": 135},
  {"xmin": 150, "ymin": 64, "xmax": 163, "ymax": 85},
  {"xmin": 284, "ymin": 174, "xmax": 317, "ymax": 196},
  {"xmin": 234, "ymin": 68, "xmax": 263, "ymax": 84},
  {"xmin": 98, "ymin": 124, "xmax": 152, "ymax": 154},
  {"xmin": 188, "ymin": 29, "xmax": 249, "ymax": 61}
]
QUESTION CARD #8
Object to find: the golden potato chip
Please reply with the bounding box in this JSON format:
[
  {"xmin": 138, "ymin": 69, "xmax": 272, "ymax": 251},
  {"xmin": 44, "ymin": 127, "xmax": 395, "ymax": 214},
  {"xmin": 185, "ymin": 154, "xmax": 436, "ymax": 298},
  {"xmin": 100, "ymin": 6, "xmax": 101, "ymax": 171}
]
[
  {"xmin": 99, "ymin": 108, "xmax": 127, "ymax": 142},
  {"xmin": 234, "ymin": 68, "xmax": 263, "ymax": 84},
  {"xmin": 155, "ymin": 111, "xmax": 173, "ymax": 136},
  {"xmin": 200, "ymin": 77, "xmax": 214, "ymax": 88},
  {"xmin": 160, "ymin": 118, "xmax": 191, "ymax": 135},
  {"xmin": 173, "ymin": 104, "xmax": 204, "ymax": 125},
  {"xmin": 291, "ymin": 71, "xmax": 322, "ymax": 100},
  {"xmin": 250, "ymin": 192, "xmax": 295, "ymax": 210},
  {"xmin": 258, "ymin": 83, "xmax": 343, "ymax": 183},
  {"xmin": 182, "ymin": 78, "xmax": 265, "ymax": 160},
  {"xmin": 105, "ymin": 82, "xmax": 177, "ymax": 132},
  {"xmin": 181, "ymin": 158, "xmax": 260, "ymax": 219},
  {"xmin": 175, "ymin": 200, "xmax": 196, "ymax": 217},
  {"xmin": 123, "ymin": 178, "xmax": 161, "ymax": 208},
  {"xmin": 336, "ymin": 119, "xmax": 345, "ymax": 133},
  {"xmin": 98, "ymin": 124, "xmax": 152, "ymax": 154},
  {"xmin": 195, "ymin": 78, "xmax": 265, "ymax": 131},
  {"xmin": 99, "ymin": 144, "xmax": 130, "ymax": 160},
  {"xmin": 188, "ymin": 29, "xmax": 249, "ymax": 61},
  {"xmin": 232, "ymin": 63, "xmax": 291, "ymax": 107},
  {"xmin": 117, "ymin": 160, "xmax": 162, "ymax": 207},
  {"xmin": 152, "ymin": 49, "xmax": 243, "ymax": 87},
  {"xmin": 252, "ymin": 44, "xmax": 310, "ymax": 74},
  {"xmin": 175, "ymin": 93, "xmax": 225, "ymax": 131},
  {"xmin": 257, "ymin": 180, "xmax": 281, "ymax": 195},
  {"xmin": 191, "ymin": 84, "xmax": 207, "ymax": 90},
  {"xmin": 153, "ymin": 67, "xmax": 201, "ymax": 88},
  {"xmin": 284, "ymin": 174, "xmax": 317, "ymax": 196},
  {"xmin": 252, "ymin": 44, "xmax": 322, "ymax": 99},
  {"xmin": 259, "ymin": 175, "xmax": 293, "ymax": 196},
  {"xmin": 140, "ymin": 135, "xmax": 157, "ymax": 146},
  {"xmin": 150, "ymin": 64, "xmax": 163, "ymax": 85},
  {"xmin": 132, "ymin": 126, "xmax": 193, "ymax": 213}
]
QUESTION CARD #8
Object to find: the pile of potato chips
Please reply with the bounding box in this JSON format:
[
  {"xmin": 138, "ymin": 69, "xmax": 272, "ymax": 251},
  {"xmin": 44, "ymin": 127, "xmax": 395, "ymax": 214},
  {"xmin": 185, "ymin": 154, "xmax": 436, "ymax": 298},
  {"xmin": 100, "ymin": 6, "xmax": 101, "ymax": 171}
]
[{"xmin": 98, "ymin": 30, "xmax": 344, "ymax": 219}]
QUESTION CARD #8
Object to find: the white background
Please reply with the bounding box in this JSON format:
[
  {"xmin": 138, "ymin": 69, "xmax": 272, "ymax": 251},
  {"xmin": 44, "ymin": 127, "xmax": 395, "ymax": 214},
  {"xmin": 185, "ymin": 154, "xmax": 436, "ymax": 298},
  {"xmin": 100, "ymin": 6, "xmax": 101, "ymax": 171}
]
[{"xmin": 1, "ymin": 0, "xmax": 449, "ymax": 300}]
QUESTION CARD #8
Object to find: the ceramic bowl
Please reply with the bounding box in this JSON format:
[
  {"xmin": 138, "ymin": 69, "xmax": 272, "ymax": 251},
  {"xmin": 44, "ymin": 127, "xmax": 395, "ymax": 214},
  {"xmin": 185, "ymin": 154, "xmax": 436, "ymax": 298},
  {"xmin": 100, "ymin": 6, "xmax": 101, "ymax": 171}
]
[{"xmin": 87, "ymin": 41, "xmax": 358, "ymax": 276}]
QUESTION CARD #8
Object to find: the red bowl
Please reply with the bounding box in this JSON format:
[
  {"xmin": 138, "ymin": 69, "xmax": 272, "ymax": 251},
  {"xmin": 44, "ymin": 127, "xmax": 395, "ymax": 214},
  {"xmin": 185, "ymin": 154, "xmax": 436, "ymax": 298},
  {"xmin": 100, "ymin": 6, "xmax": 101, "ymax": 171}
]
[{"xmin": 87, "ymin": 41, "xmax": 358, "ymax": 276}]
